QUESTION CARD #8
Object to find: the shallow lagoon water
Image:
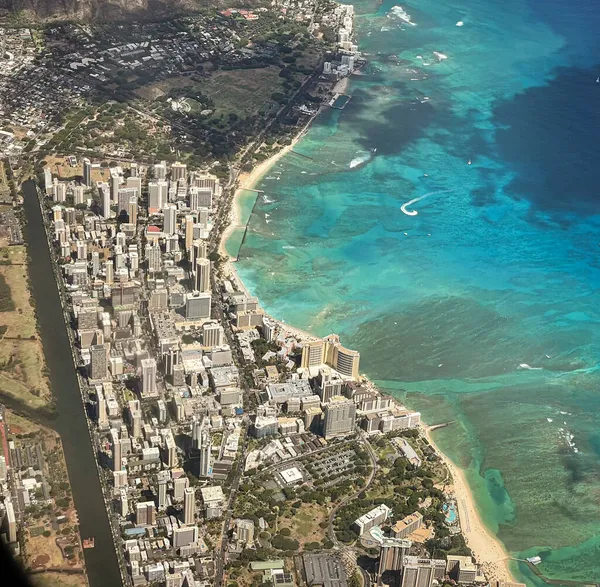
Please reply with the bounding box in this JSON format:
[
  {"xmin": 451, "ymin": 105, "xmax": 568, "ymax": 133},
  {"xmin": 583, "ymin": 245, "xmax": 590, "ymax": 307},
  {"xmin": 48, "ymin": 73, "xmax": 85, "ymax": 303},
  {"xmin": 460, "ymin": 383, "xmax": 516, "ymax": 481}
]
[{"xmin": 231, "ymin": 0, "xmax": 600, "ymax": 583}]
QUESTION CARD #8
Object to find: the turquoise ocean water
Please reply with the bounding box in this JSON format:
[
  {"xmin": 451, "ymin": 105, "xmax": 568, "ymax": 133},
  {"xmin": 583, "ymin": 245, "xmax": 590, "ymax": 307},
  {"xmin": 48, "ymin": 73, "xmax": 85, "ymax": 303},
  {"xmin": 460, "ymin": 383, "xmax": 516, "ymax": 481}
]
[{"xmin": 230, "ymin": 0, "xmax": 600, "ymax": 583}]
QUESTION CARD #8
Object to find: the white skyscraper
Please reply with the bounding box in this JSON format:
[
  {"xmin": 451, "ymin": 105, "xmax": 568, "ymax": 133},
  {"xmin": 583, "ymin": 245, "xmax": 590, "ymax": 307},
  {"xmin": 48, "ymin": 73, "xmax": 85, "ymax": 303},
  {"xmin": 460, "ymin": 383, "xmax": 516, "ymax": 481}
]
[
  {"xmin": 110, "ymin": 169, "xmax": 121, "ymax": 204},
  {"xmin": 183, "ymin": 487, "xmax": 195, "ymax": 525},
  {"xmin": 148, "ymin": 180, "xmax": 168, "ymax": 210},
  {"xmin": 199, "ymin": 431, "xmax": 212, "ymax": 477},
  {"xmin": 195, "ymin": 258, "xmax": 211, "ymax": 293},
  {"xmin": 141, "ymin": 358, "xmax": 157, "ymax": 395},
  {"xmin": 154, "ymin": 161, "xmax": 167, "ymax": 180},
  {"xmin": 100, "ymin": 182, "xmax": 111, "ymax": 219},
  {"xmin": 145, "ymin": 243, "xmax": 161, "ymax": 272}
]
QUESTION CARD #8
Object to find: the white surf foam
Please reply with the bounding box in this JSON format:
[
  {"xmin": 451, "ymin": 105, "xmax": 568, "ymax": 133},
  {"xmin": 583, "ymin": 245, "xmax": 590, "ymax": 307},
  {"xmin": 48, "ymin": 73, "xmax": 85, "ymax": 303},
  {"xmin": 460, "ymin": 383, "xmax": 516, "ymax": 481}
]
[
  {"xmin": 389, "ymin": 6, "xmax": 417, "ymax": 26},
  {"xmin": 349, "ymin": 152, "xmax": 372, "ymax": 169},
  {"xmin": 518, "ymin": 363, "xmax": 542, "ymax": 370}
]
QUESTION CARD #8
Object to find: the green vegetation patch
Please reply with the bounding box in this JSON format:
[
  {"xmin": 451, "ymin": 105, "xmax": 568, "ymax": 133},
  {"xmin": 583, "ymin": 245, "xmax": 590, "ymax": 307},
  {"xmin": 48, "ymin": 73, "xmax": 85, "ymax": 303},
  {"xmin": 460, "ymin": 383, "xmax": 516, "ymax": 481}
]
[
  {"xmin": 200, "ymin": 67, "xmax": 284, "ymax": 117},
  {"xmin": 0, "ymin": 273, "xmax": 14, "ymax": 312}
]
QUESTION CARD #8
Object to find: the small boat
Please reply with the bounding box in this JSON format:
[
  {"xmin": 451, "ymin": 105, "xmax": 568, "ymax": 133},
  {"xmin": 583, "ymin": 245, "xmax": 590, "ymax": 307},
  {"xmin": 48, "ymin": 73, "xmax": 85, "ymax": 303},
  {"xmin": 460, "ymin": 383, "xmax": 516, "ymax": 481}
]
[
  {"xmin": 83, "ymin": 537, "xmax": 95, "ymax": 549},
  {"xmin": 596, "ymin": 77, "xmax": 599, "ymax": 83},
  {"xmin": 467, "ymin": 159, "xmax": 472, "ymax": 165}
]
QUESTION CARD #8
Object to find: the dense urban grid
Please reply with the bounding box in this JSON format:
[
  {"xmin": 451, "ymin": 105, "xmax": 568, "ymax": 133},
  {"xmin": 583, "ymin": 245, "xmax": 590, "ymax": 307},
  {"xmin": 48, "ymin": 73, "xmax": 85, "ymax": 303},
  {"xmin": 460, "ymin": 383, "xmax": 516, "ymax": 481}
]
[{"xmin": 0, "ymin": 1, "xmax": 529, "ymax": 587}]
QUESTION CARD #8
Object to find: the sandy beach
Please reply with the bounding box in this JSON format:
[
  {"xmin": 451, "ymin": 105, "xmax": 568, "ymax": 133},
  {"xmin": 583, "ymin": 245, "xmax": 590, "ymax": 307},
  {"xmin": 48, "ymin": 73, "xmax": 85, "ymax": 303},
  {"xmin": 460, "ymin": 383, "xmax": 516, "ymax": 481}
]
[
  {"xmin": 425, "ymin": 427, "xmax": 517, "ymax": 582},
  {"xmin": 219, "ymin": 106, "xmax": 322, "ymax": 260}
]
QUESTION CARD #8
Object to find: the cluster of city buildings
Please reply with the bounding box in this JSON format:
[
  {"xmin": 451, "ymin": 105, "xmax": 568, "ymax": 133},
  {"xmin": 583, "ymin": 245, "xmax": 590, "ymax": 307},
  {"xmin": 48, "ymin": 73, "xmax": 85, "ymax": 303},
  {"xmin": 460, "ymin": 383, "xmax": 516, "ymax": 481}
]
[
  {"xmin": 320, "ymin": 3, "xmax": 361, "ymax": 78},
  {"xmin": 0, "ymin": 414, "xmax": 75, "ymax": 561},
  {"xmin": 246, "ymin": 332, "xmax": 421, "ymax": 446},
  {"xmin": 352, "ymin": 504, "xmax": 482, "ymax": 586},
  {"xmin": 42, "ymin": 158, "xmax": 241, "ymax": 586}
]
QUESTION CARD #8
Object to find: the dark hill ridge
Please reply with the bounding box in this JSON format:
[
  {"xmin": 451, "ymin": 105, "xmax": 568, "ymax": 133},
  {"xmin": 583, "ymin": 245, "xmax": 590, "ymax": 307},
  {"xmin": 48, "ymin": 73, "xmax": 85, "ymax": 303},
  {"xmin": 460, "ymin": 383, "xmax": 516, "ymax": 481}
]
[{"xmin": 0, "ymin": 0, "xmax": 262, "ymax": 22}]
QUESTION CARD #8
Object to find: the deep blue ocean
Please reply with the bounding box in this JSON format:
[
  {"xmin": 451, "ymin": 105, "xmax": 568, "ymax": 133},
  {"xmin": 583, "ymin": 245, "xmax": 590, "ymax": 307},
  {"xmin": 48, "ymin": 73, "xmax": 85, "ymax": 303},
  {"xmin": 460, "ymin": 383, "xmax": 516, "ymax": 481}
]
[{"xmin": 229, "ymin": 0, "xmax": 600, "ymax": 583}]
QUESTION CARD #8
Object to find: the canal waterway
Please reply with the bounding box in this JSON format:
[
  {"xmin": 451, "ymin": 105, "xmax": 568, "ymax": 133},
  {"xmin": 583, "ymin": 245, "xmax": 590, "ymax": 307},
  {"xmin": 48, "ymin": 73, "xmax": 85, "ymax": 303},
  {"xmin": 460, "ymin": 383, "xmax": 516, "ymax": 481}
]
[{"xmin": 21, "ymin": 180, "xmax": 122, "ymax": 587}]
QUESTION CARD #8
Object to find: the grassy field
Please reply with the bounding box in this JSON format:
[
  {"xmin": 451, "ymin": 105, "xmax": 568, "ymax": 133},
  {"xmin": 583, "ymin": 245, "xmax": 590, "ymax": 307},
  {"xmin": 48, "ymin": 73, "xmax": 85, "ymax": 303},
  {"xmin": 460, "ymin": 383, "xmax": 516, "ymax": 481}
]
[
  {"xmin": 200, "ymin": 67, "xmax": 283, "ymax": 117},
  {"xmin": 0, "ymin": 244, "xmax": 51, "ymax": 409},
  {"xmin": 278, "ymin": 502, "xmax": 328, "ymax": 547},
  {"xmin": 32, "ymin": 572, "xmax": 87, "ymax": 587}
]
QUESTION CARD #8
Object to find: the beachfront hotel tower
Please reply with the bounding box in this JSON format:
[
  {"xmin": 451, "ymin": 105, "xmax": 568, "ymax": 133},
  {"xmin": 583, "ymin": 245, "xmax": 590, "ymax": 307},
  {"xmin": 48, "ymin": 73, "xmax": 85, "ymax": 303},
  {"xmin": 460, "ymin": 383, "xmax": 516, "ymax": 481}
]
[{"xmin": 300, "ymin": 334, "xmax": 360, "ymax": 380}]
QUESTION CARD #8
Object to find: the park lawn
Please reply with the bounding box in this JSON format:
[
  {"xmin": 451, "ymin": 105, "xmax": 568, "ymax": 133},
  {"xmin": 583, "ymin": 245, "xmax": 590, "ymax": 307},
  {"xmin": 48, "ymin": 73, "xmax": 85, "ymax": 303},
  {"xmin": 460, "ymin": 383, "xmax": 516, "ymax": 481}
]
[
  {"xmin": 31, "ymin": 571, "xmax": 87, "ymax": 587},
  {"xmin": 0, "ymin": 245, "xmax": 51, "ymax": 408},
  {"xmin": 4, "ymin": 409, "xmax": 42, "ymax": 436},
  {"xmin": 200, "ymin": 66, "xmax": 284, "ymax": 117},
  {"xmin": 278, "ymin": 503, "xmax": 328, "ymax": 546},
  {"xmin": 134, "ymin": 74, "xmax": 198, "ymax": 101},
  {"xmin": 27, "ymin": 532, "xmax": 71, "ymax": 569}
]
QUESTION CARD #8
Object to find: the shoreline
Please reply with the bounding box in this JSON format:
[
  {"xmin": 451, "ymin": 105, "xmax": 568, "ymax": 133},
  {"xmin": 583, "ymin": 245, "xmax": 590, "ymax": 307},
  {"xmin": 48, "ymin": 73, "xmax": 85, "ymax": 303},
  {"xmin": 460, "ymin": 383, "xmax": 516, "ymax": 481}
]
[
  {"xmin": 216, "ymin": 77, "xmax": 517, "ymax": 584},
  {"xmin": 219, "ymin": 75, "xmax": 350, "ymax": 260},
  {"xmin": 425, "ymin": 427, "xmax": 517, "ymax": 582}
]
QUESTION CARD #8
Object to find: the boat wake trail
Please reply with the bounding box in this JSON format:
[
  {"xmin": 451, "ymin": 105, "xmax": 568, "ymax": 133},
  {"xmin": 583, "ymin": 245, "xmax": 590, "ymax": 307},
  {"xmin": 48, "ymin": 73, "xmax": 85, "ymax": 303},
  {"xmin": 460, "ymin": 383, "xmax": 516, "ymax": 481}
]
[{"xmin": 400, "ymin": 189, "xmax": 454, "ymax": 216}]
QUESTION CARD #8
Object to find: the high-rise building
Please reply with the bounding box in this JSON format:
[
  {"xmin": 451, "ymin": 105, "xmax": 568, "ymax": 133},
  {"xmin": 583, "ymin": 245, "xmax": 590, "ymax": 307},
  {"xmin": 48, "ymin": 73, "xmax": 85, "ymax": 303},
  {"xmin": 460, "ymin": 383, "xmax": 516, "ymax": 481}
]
[
  {"xmin": 354, "ymin": 504, "xmax": 392, "ymax": 535},
  {"xmin": 145, "ymin": 243, "xmax": 162, "ymax": 272},
  {"xmin": 83, "ymin": 158, "xmax": 92, "ymax": 187},
  {"xmin": 378, "ymin": 538, "xmax": 411, "ymax": 577},
  {"xmin": 112, "ymin": 437, "xmax": 122, "ymax": 472},
  {"xmin": 91, "ymin": 251, "xmax": 100, "ymax": 276},
  {"xmin": 154, "ymin": 161, "xmax": 167, "ymax": 180},
  {"xmin": 322, "ymin": 396, "xmax": 356, "ymax": 439},
  {"xmin": 105, "ymin": 260, "xmax": 114, "ymax": 285},
  {"xmin": 55, "ymin": 182, "xmax": 66, "ymax": 203},
  {"xmin": 97, "ymin": 387, "xmax": 108, "ymax": 429},
  {"xmin": 202, "ymin": 322, "xmax": 224, "ymax": 348},
  {"xmin": 76, "ymin": 240, "xmax": 87, "ymax": 261},
  {"xmin": 100, "ymin": 182, "xmax": 111, "ymax": 219},
  {"xmin": 73, "ymin": 185, "xmax": 85, "ymax": 205},
  {"xmin": 171, "ymin": 162, "xmax": 187, "ymax": 182},
  {"xmin": 43, "ymin": 168, "xmax": 53, "ymax": 194},
  {"xmin": 136, "ymin": 501, "xmax": 156, "ymax": 526},
  {"xmin": 195, "ymin": 258, "xmax": 210, "ymax": 293},
  {"xmin": 198, "ymin": 431, "xmax": 212, "ymax": 477},
  {"xmin": 141, "ymin": 358, "xmax": 157, "ymax": 395},
  {"xmin": 128, "ymin": 199, "xmax": 138, "ymax": 225},
  {"xmin": 173, "ymin": 476, "xmax": 189, "ymax": 501},
  {"xmin": 5, "ymin": 501, "xmax": 17, "ymax": 543},
  {"xmin": 446, "ymin": 556, "xmax": 479, "ymax": 583},
  {"xmin": 189, "ymin": 187, "xmax": 212, "ymax": 211},
  {"xmin": 148, "ymin": 180, "xmax": 168, "ymax": 211},
  {"xmin": 128, "ymin": 399, "xmax": 142, "ymax": 438},
  {"xmin": 401, "ymin": 557, "xmax": 446, "ymax": 587},
  {"xmin": 192, "ymin": 240, "xmax": 208, "ymax": 270},
  {"xmin": 0, "ymin": 456, "xmax": 7, "ymax": 482},
  {"xmin": 113, "ymin": 470, "xmax": 127, "ymax": 488},
  {"xmin": 392, "ymin": 512, "xmax": 423, "ymax": 539},
  {"xmin": 110, "ymin": 169, "xmax": 121, "ymax": 204},
  {"xmin": 300, "ymin": 334, "xmax": 360, "ymax": 379},
  {"xmin": 184, "ymin": 215, "xmax": 194, "ymax": 252},
  {"xmin": 164, "ymin": 204, "xmax": 177, "ymax": 236},
  {"xmin": 117, "ymin": 187, "xmax": 138, "ymax": 219},
  {"xmin": 183, "ymin": 487, "xmax": 195, "ymax": 525},
  {"xmin": 185, "ymin": 292, "xmax": 211, "ymax": 321},
  {"xmin": 235, "ymin": 519, "xmax": 254, "ymax": 546},
  {"xmin": 90, "ymin": 344, "xmax": 107, "ymax": 380},
  {"xmin": 158, "ymin": 477, "xmax": 168, "ymax": 510}
]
